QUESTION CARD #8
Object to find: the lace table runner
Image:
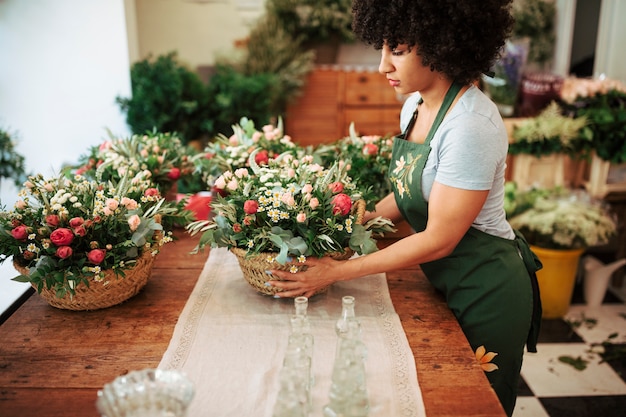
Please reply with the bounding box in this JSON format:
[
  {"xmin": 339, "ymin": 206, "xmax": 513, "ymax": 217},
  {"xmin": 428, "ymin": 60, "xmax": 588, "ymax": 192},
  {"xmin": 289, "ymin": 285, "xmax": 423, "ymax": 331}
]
[{"xmin": 159, "ymin": 248, "xmax": 426, "ymax": 417}]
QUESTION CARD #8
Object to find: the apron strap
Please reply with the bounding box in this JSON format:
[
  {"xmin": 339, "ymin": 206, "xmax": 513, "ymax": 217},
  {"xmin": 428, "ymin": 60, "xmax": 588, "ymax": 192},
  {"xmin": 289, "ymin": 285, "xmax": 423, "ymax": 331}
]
[{"xmin": 424, "ymin": 81, "xmax": 464, "ymax": 146}]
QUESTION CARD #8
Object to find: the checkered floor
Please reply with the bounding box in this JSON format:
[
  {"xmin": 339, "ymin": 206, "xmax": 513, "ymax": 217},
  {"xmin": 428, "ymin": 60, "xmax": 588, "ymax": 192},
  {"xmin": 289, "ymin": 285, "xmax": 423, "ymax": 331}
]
[{"xmin": 513, "ymin": 283, "xmax": 626, "ymax": 417}]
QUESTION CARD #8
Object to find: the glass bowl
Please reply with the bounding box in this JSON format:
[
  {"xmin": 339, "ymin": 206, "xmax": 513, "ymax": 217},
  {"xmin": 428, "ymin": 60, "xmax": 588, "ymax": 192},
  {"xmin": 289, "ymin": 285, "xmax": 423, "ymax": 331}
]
[{"xmin": 96, "ymin": 368, "xmax": 195, "ymax": 417}]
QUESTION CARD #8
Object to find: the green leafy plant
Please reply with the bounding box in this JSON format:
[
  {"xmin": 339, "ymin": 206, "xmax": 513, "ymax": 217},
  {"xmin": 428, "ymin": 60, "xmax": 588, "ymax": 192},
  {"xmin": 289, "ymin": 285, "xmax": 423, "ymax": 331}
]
[
  {"xmin": 266, "ymin": 0, "xmax": 355, "ymax": 45},
  {"xmin": 511, "ymin": 0, "xmax": 556, "ymax": 67},
  {"xmin": 559, "ymin": 77, "xmax": 626, "ymax": 164},
  {"xmin": 0, "ymin": 127, "xmax": 28, "ymax": 188},
  {"xmin": 186, "ymin": 152, "xmax": 394, "ymax": 264},
  {"xmin": 116, "ymin": 52, "xmax": 212, "ymax": 145},
  {"xmin": 1, "ymin": 173, "xmax": 176, "ymax": 298}
]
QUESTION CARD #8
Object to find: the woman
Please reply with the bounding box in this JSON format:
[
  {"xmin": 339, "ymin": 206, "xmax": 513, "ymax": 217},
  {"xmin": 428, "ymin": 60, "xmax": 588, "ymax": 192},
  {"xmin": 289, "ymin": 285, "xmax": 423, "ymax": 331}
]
[{"xmin": 268, "ymin": 1, "xmax": 542, "ymax": 414}]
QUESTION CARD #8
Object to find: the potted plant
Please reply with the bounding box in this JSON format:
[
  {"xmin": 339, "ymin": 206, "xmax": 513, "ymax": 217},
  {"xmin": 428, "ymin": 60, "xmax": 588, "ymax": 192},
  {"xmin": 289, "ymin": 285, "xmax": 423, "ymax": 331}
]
[
  {"xmin": 0, "ymin": 173, "xmax": 178, "ymax": 310},
  {"xmin": 508, "ymin": 101, "xmax": 590, "ymax": 190},
  {"xmin": 506, "ymin": 183, "xmax": 617, "ymax": 318},
  {"xmin": 266, "ymin": 0, "xmax": 355, "ymax": 63},
  {"xmin": 559, "ymin": 76, "xmax": 626, "ymax": 197},
  {"xmin": 0, "ymin": 127, "xmax": 28, "ymax": 192},
  {"xmin": 186, "ymin": 152, "xmax": 394, "ymax": 296}
]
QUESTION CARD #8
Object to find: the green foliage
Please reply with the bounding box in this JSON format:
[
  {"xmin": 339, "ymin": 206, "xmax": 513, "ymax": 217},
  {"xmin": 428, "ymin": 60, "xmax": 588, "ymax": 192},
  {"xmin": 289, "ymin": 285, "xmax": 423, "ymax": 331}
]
[
  {"xmin": 266, "ymin": 0, "xmax": 355, "ymax": 44},
  {"xmin": 204, "ymin": 64, "xmax": 279, "ymax": 138},
  {"xmin": 116, "ymin": 52, "xmax": 212, "ymax": 144},
  {"xmin": 560, "ymin": 89, "xmax": 626, "ymax": 164},
  {"xmin": 240, "ymin": 12, "xmax": 315, "ymax": 115},
  {"xmin": 511, "ymin": 0, "xmax": 556, "ymax": 66},
  {"xmin": 0, "ymin": 127, "xmax": 28, "ymax": 187}
]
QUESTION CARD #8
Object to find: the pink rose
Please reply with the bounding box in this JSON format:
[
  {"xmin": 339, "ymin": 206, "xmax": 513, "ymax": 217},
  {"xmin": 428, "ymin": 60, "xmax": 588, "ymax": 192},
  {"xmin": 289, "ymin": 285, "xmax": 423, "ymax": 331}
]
[
  {"xmin": 167, "ymin": 167, "xmax": 181, "ymax": 180},
  {"xmin": 23, "ymin": 250, "xmax": 35, "ymax": 261},
  {"xmin": 69, "ymin": 217, "xmax": 84, "ymax": 228},
  {"xmin": 11, "ymin": 225, "xmax": 29, "ymax": 241},
  {"xmin": 309, "ymin": 198, "xmax": 320, "ymax": 210},
  {"xmin": 120, "ymin": 197, "xmax": 138, "ymax": 210},
  {"xmin": 144, "ymin": 188, "xmax": 160, "ymax": 197},
  {"xmin": 296, "ymin": 212, "xmax": 307, "ymax": 223},
  {"xmin": 363, "ymin": 143, "xmax": 379, "ymax": 156},
  {"xmin": 243, "ymin": 200, "xmax": 258, "ymax": 214},
  {"xmin": 331, "ymin": 193, "xmax": 352, "ymax": 216},
  {"xmin": 127, "ymin": 214, "xmax": 141, "ymax": 232},
  {"xmin": 329, "ymin": 182, "xmax": 344, "ymax": 193},
  {"xmin": 105, "ymin": 198, "xmax": 119, "ymax": 211},
  {"xmin": 243, "ymin": 216, "xmax": 253, "ymax": 226},
  {"xmin": 254, "ymin": 150, "xmax": 269, "ymax": 165},
  {"xmin": 50, "ymin": 228, "xmax": 74, "ymax": 246},
  {"xmin": 233, "ymin": 223, "xmax": 242, "ymax": 233},
  {"xmin": 55, "ymin": 246, "xmax": 73, "ymax": 259},
  {"xmin": 87, "ymin": 249, "xmax": 106, "ymax": 264},
  {"xmin": 45, "ymin": 215, "xmax": 60, "ymax": 227}
]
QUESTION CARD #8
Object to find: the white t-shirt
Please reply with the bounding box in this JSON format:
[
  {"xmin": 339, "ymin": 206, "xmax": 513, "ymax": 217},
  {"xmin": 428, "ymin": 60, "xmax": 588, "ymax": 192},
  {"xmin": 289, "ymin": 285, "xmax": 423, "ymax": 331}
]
[{"xmin": 399, "ymin": 86, "xmax": 515, "ymax": 239}]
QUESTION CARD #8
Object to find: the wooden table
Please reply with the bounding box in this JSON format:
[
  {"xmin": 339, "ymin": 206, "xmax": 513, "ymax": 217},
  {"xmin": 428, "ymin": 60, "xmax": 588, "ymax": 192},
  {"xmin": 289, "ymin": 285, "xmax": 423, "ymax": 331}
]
[{"xmin": 0, "ymin": 231, "xmax": 505, "ymax": 417}]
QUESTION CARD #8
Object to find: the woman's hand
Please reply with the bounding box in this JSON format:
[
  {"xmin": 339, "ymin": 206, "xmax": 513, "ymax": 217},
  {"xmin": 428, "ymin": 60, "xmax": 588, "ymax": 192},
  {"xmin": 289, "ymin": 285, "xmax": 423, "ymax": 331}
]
[{"xmin": 267, "ymin": 256, "xmax": 345, "ymax": 298}]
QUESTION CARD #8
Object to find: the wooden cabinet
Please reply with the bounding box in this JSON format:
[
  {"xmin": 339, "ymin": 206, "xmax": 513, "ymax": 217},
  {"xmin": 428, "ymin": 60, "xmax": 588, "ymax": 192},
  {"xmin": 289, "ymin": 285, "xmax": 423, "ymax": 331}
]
[{"xmin": 285, "ymin": 67, "xmax": 405, "ymax": 146}]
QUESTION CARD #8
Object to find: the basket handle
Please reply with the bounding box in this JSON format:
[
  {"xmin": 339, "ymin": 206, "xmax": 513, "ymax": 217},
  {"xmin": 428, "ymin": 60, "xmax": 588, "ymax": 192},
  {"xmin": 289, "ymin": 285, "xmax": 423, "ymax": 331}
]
[{"xmin": 353, "ymin": 199, "xmax": 366, "ymax": 225}]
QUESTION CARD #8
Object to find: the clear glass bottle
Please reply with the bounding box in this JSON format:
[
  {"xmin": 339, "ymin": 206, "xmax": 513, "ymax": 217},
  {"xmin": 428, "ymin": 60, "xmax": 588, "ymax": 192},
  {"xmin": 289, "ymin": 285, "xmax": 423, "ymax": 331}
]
[{"xmin": 324, "ymin": 296, "xmax": 369, "ymax": 417}]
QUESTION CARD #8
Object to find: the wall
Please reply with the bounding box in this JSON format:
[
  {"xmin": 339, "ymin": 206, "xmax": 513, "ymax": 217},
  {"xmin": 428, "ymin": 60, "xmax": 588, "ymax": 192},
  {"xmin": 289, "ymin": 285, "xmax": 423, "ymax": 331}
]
[
  {"xmin": 133, "ymin": 0, "xmax": 263, "ymax": 69},
  {"xmin": 595, "ymin": 0, "xmax": 626, "ymax": 81}
]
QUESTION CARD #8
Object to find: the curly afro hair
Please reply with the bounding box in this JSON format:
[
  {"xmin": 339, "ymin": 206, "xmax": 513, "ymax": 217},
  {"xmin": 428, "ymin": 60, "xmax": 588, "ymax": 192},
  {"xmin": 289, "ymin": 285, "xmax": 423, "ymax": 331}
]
[{"xmin": 351, "ymin": 0, "xmax": 514, "ymax": 85}]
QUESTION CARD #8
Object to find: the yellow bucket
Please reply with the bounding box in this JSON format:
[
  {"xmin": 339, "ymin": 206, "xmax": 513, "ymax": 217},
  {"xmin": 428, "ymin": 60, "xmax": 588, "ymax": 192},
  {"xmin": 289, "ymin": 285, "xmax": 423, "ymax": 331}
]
[{"xmin": 531, "ymin": 245, "xmax": 584, "ymax": 319}]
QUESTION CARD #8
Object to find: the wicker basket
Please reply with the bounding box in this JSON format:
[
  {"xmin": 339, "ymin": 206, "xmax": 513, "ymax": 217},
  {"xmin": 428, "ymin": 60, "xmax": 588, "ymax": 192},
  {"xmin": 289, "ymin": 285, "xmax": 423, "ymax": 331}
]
[
  {"xmin": 13, "ymin": 250, "xmax": 157, "ymax": 311},
  {"xmin": 230, "ymin": 199, "xmax": 366, "ymax": 296}
]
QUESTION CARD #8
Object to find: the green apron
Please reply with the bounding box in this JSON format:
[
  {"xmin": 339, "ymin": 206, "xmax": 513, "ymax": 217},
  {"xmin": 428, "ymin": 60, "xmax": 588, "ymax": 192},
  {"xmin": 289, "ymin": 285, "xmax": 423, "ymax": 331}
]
[{"xmin": 389, "ymin": 82, "xmax": 542, "ymax": 416}]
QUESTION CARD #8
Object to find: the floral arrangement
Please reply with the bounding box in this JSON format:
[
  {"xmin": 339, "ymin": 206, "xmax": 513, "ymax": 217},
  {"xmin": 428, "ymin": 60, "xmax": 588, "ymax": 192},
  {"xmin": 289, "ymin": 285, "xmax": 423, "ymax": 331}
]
[
  {"xmin": 0, "ymin": 127, "xmax": 28, "ymax": 189},
  {"xmin": 195, "ymin": 117, "xmax": 303, "ymax": 185},
  {"xmin": 73, "ymin": 130, "xmax": 197, "ymax": 196},
  {"xmin": 315, "ymin": 123, "xmax": 394, "ymax": 208},
  {"xmin": 507, "ymin": 185, "xmax": 616, "ymax": 250},
  {"xmin": 558, "ymin": 76, "xmax": 626, "ymax": 164},
  {"xmin": 509, "ymin": 102, "xmax": 590, "ymax": 157},
  {"xmin": 0, "ymin": 173, "xmax": 176, "ymax": 298},
  {"xmin": 186, "ymin": 152, "xmax": 394, "ymax": 264}
]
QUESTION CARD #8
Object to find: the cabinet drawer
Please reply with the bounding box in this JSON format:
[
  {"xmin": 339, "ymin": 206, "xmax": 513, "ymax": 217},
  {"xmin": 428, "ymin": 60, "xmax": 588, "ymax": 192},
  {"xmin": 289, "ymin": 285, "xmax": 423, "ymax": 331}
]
[{"xmin": 343, "ymin": 108, "xmax": 401, "ymax": 137}]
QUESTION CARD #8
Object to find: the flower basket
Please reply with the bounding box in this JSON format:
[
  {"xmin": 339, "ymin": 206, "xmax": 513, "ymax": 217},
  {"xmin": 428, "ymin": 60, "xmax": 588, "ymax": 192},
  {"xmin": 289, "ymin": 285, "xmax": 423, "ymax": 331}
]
[
  {"xmin": 13, "ymin": 249, "xmax": 157, "ymax": 311},
  {"xmin": 230, "ymin": 199, "xmax": 365, "ymax": 296}
]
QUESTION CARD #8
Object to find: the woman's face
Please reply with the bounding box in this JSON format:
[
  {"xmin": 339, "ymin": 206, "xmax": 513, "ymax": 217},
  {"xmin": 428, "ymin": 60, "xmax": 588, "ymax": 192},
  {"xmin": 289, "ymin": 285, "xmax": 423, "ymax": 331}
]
[{"xmin": 378, "ymin": 43, "xmax": 434, "ymax": 95}]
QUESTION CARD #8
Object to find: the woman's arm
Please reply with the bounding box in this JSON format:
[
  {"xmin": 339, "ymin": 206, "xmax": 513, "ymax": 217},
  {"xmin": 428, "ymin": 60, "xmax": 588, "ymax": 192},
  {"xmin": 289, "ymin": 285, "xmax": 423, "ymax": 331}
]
[{"xmin": 269, "ymin": 181, "xmax": 489, "ymax": 298}]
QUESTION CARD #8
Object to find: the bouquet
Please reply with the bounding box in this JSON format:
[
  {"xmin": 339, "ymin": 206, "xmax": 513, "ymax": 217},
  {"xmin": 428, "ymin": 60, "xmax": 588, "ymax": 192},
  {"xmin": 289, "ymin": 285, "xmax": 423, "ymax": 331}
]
[
  {"xmin": 315, "ymin": 123, "xmax": 394, "ymax": 207},
  {"xmin": 186, "ymin": 152, "xmax": 394, "ymax": 264},
  {"xmin": 0, "ymin": 173, "xmax": 176, "ymax": 299},
  {"xmin": 74, "ymin": 130, "xmax": 197, "ymax": 196},
  {"xmin": 195, "ymin": 117, "xmax": 304, "ymax": 185}
]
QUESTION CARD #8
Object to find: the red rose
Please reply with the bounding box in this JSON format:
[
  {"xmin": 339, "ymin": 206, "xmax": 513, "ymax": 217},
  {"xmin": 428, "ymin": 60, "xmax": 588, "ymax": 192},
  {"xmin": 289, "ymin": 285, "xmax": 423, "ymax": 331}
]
[
  {"xmin": 69, "ymin": 217, "xmax": 84, "ymax": 228},
  {"xmin": 329, "ymin": 182, "xmax": 344, "ymax": 193},
  {"xmin": 331, "ymin": 193, "xmax": 352, "ymax": 216},
  {"xmin": 73, "ymin": 226, "xmax": 87, "ymax": 237},
  {"xmin": 55, "ymin": 246, "xmax": 73, "ymax": 259},
  {"xmin": 167, "ymin": 167, "xmax": 181, "ymax": 180},
  {"xmin": 363, "ymin": 143, "xmax": 379, "ymax": 156},
  {"xmin": 233, "ymin": 223, "xmax": 242, "ymax": 233},
  {"xmin": 243, "ymin": 200, "xmax": 258, "ymax": 214},
  {"xmin": 11, "ymin": 225, "xmax": 29, "ymax": 241},
  {"xmin": 50, "ymin": 228, "xmax": 74, "ymax": 246},
  {"xmin": 45, "ymin": 214, "xmax": 60, "ymax": 227},
  {"xmin": 87, "ymin": 249, "xmax": 106, "ymax": 264},
  {"xmin": 254, "ymin": 150, "xmax": 269, "ymax": 165}
]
